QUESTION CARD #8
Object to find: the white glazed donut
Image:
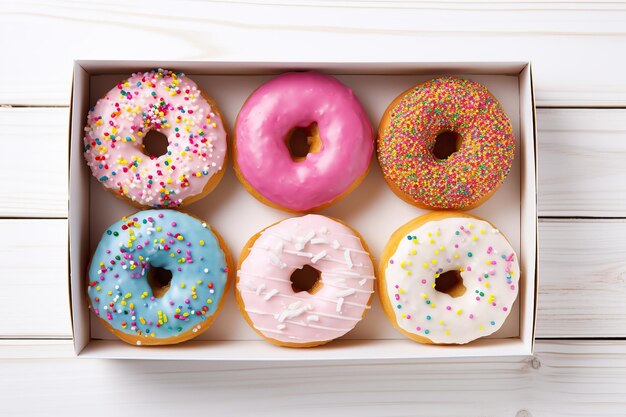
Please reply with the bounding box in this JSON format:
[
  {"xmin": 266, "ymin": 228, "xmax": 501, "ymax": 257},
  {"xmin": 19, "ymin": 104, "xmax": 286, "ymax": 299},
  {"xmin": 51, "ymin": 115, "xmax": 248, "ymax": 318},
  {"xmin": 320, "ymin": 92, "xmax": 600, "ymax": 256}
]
[
  {"xmin": 379, "ymin": 212, "xmax": 520, "ymax": 345},
  {"xmin": 236, "ymin": 214, "xmax": 375, "ymax": 348}
]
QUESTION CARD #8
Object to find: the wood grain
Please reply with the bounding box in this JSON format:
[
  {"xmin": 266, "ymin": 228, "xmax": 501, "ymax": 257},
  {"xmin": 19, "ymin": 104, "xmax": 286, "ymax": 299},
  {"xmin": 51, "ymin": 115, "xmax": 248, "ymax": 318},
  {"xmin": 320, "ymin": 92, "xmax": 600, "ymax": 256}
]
[
  {"xmin": 538, "ymin": 109, "xmax": 626, "ymax": 217},
  {"xmin": 0, "ymin": 219, "xmax": 71, "ymax": 338},
  {"xmin": 2, "ymin": 3, "xmax": 626, "ymax": 413},
  {"xmin": 0, "ymin": 108, "xmax": 68, "ymax": 217},
  {"xmin": 1, "ymin": 340, "xmax": 626, "ymax": 417},
  {"xmin": 2, "ymin": 1, "xmax": 626, "ymax": 106},
  {"xmin": 536, "ymin": 219, "xmax": 626, "ymax": 338}
]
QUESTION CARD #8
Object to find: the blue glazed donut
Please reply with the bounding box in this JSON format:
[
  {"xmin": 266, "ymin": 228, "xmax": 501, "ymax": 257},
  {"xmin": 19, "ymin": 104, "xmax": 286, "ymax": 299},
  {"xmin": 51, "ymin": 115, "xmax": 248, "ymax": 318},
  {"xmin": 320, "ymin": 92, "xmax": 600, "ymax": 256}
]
[{"xmin": 87, "ymin": 210, "xmax": 232, "ymax": 345}]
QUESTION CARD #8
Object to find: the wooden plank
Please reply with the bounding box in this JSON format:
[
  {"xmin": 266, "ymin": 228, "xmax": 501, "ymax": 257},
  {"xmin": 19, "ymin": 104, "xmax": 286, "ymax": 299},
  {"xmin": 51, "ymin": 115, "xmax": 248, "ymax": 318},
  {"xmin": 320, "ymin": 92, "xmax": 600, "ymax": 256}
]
[
  {"xmin": 0, "ymin": 340, "xmax": 625, "ymax": 416},
  {"xmin": 538, "ymin": 109, "xmax": 626, "ymax": 217},
  {"xmin": 0, "ymin": 339, "xmax": 74, "ymax": 358},
  {"xmin": 2, "ymin": 217, "xmax": 625, "ymax": 339},
  {"xmin": 0, "ymin": 108, "xmax": 68, "ymax": 217},
  {"xmin": 536, "ymin": 219, "xmax": 626, "ymax": 338},
  {"xmin": 3, "ymin": 106, "xmax": 626, "ymax": 218},
  {"xmin": 2, "ymin": 1, "xmax": 626, "ymax": 106},
  {"xmin": 0, "ymin": 219, "xmax": 71, "ymax": 338}
]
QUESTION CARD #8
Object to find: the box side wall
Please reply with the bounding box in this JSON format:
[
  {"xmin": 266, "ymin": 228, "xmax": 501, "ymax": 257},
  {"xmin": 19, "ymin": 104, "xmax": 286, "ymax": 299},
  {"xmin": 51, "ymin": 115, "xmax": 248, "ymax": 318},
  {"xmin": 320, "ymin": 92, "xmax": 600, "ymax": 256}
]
[
  {"xmin": 76, "ymin": 60, "xmax": 529, "ymax": 76},
  {"xmin": 78, "ymin": 338, "xmax": 531, "ymax": 361},
  {"xmin": 518, "ymin": 64, "xmax": 538, "ymax": 354},
  {"xmin": 69, "ymin": 63, "xmax": 92, "ymax": 355}
]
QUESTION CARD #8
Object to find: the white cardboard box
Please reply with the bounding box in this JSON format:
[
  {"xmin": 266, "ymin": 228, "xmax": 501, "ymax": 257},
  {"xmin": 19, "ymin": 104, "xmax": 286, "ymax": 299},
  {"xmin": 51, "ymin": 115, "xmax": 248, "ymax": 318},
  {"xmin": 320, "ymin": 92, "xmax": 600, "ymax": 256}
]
[{"xmin": 69, "ymin": 61, "xmax": 537, "ymax": 360}]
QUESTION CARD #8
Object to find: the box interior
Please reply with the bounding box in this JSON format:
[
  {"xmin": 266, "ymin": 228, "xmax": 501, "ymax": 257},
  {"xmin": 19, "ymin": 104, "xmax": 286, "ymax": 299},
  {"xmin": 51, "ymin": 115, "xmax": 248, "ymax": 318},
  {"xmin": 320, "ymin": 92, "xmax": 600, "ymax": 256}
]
[{"xmin": 69, "ymin": 61, "xmax": 536, "ymax": 360}]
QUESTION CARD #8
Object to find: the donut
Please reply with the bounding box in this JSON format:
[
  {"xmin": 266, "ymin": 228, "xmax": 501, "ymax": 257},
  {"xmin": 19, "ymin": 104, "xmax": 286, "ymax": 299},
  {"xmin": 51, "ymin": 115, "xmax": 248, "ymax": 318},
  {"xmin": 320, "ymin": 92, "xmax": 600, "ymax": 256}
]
[
  {"xmin": 234, "ymin": 71, "xmax": 373, "ymax": 212},
  {"xmin": 378, "ymin": 211, "xmax": 520, "ymax": 345},
  {"xmin": 236, "ymin": 214, "xmax": 375, "ymax": 347},
  {"xmin": 87, "ymin": 209, "xmax": 233, "ymax": 346},
  {"xmin": 377, "ymin": 76, "xmax": 515, "ymax": 210},
  {"xmin": 83, "ymin": 69, "xmax": 228, "ymax": 208}
]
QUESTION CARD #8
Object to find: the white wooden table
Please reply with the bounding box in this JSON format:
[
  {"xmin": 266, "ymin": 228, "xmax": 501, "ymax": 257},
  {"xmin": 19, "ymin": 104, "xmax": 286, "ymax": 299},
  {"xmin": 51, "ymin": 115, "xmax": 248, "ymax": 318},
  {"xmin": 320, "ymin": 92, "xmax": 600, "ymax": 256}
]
[{"xmin": 2, "ymin": 1, "xmax": 626, "ymax": 415}]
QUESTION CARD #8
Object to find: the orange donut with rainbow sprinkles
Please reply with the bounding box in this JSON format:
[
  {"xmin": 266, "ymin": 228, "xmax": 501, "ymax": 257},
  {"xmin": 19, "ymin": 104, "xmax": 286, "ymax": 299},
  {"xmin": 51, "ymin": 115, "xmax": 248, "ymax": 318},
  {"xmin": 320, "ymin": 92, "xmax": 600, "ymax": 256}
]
[{"xmin": 377, "ymin": 76, "xmax": 515, "ymax": 210}]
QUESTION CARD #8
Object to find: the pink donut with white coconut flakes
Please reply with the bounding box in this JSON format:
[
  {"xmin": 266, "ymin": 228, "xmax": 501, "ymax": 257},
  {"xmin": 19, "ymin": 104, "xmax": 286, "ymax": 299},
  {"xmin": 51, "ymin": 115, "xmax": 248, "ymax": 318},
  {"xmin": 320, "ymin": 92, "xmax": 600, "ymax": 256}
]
[
  {"xmin": 234, "ymin": 71, "xmax": 373, "ymax": 212},
  {"xmin": 236, "ymin": 215, "xmax": 375, "ymax": 347}
]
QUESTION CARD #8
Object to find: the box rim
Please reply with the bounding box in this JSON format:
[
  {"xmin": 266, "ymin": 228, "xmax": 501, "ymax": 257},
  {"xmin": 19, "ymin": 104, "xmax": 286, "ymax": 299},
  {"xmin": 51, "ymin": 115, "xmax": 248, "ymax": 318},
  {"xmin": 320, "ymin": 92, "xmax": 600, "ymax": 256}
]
[{"xmin": 68, "ymin": 60, "xmax": 537, "ymax": 360}]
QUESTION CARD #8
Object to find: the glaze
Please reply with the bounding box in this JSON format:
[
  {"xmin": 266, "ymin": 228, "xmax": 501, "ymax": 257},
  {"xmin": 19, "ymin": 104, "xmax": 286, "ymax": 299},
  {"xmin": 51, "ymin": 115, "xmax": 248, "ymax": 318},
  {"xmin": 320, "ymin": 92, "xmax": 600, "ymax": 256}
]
[
  {"xmin": 84, "ymin": 69, "xmax": 227, "ymax": 207},
  {"xmin": 381, "ymin": 215, "xmax": 520, "ymax": 344},
  {"xmin": 237, "ymin": 215, "xmax": 375, "ymax": 346},
  {"xmin": 87, "ymin": 210, "xmax": 230, "ymax": 344},
  {"xmin": 378, "ymin": 76, "xmax": 515, "ymax": 209},
  {"xmin": 235, "ymin": 71, "xmax": 373, "ymax": 212}
]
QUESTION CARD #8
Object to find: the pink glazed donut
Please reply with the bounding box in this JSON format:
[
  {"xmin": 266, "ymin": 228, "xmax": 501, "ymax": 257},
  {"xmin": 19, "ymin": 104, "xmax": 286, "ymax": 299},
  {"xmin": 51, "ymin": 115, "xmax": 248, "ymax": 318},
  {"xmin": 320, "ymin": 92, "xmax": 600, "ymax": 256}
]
[
  {"xmin": 236, "ymin": 214, "xmax": 376, "ymax": 347},
  {"xmin": 234, "ymin": 71, "xmax": 374, "ymax": 212}
]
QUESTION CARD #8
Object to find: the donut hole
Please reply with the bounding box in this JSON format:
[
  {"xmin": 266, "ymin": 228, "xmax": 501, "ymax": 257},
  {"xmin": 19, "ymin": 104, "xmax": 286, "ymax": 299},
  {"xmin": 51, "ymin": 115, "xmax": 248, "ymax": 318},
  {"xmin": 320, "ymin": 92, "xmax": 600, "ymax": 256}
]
[
  {"xmin": 290, "ymin": 265, "xmax": 322, "ymax": 294},
  {"xmin": 435, "ymin": 270, "xmax": 466, "ymax": 298},
  {"xmin": 432, "ymin": 130, "xmax": 462, "ymax": 160},
  {"xmin": 142, "ymin": 130, "xmax": 169, "ymax": 158},
  {"xmin": 146, "ymin": 266, "xmax": 173, "ymax": 298},
  {"xmin": 286, "ymin": 123, "xmax": 322, "ymax": 162}
]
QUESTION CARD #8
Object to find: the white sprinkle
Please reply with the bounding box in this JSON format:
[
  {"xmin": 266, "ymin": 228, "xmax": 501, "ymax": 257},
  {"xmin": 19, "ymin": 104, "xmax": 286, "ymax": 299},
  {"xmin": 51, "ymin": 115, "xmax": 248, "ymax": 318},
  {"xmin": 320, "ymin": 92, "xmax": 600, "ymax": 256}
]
[
  {"xmin": 204, "ymin": 268, "xmax": 209, "ymax": 273},
  {"xmin": 276, "ymin": 324, "xmax": 286, "ymax": 330},
  {"xmin": 268, "ymin": 252, "xmax": 287, "ymax": 269},
  {"xmin": 295, "ymin": 230, "xmax": 316, "ymax": 250},
  {"xmin": 255, "ymin": 283, "xmax": 266, "ymax": 296},
  {"xmin": 337, "ymin": 288, "xmax": 356, "ymax": 298},
  {"xmin": 275, "ymin": 301, "xmax": 312, "ymax": 322},
  {"xmin": 273, "ymin": 233, "xmax": 292, "ymax": 242},
  {"xmin": 320, "ymin": 226, "xmax": 328, "ymax": 234},
  {"xmin": 307, "ymin": 315, "xmax": 320, "ymax": 322},
  {"xmin": 331, "ymin": 240, "xmax": 341, "ymax": 249},
  {"xmin": 294, "ymin": 251, "xmax": 313, "ymax": 258},
  {"xmin": 272, "ymin": 241, "xmax": 284, "ymax": 255},
  {"xmin": 344, "ymin": 249, "xmax": 353, "ymax": 269},
  {"xmin": 310, "ymin": 238, "xmax": 328, "ymax": 245},
  {"xmin": 358, "ymin": 278, "xmax": 368, "ymax": 286},
  {"xmin": 336, "ymin": 298, "xmax": 345, "ymax": 313},
  {"xmin": 264, "ymin": 289, "xmax": 279, "ymax": 301},
  {"xmin": 311, "ymin": 250, "xmax": 327, "ymax": 264}
]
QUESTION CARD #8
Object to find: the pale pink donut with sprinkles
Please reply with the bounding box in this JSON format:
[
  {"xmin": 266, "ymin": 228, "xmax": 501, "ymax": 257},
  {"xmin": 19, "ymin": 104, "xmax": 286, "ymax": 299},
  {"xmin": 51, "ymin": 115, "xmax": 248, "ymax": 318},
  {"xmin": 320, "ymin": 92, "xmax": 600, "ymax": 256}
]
[
  {"xmin": 83, "ymin": 69, "xmax": 227, "ymax": 208},
  {"xmin": 379, "ymin": 212, "xmax": 520, "ymax": 345},
  {"xmin": 236, "ymin": 215, "xmax": 375, "ymax": 347}
]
